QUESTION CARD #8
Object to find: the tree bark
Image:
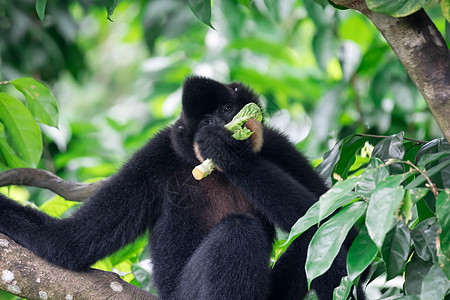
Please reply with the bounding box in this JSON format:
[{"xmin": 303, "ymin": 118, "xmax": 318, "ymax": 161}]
[
  {"xmin": 333, "ymin": 0, "xmax": 450, "ymax": 142},
  {"xmin": 0, "ymin": 234, "xmax": 158, "ymax": 299}
]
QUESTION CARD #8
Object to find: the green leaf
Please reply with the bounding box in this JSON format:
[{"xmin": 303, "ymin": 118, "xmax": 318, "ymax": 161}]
[
  {"xmin": 283, "ymin": 192, "xmax": 357, "ymax": 249},
  {"xmin": 438, "ymin": 244, "xmax": 450, "ymax": 280},
  {"xmin": 436, "ymin": 190, "xmax": 450, "ymax": 259},
  {"xmin": 405, "ymin": 160, "xmax": 450, "ymax": 189},
  {"xmin": 318, "ymin": 180, "xmax": 360, "ymax": 221},
  {"xmin": 0, "ymin": 93, "xmax": 42, "ymax": 168},
  {"xmin": 304, "ymin": 291, "xmax": 319, "ymax": 300},
  {"xmin": 415, "ymin": 138, "xmax": 448, "ymax": 161},
  {"xmin": 333, "ymin": 136, "xmax": 369, "ymax": 180},
  {"xmin": 306, "ymin": 201, "xmax": 367, "ymax": 287},
  {"xmin": 10, "ymin": 78, "xmax": 59, "ymax": 128},
  {"xmin": 404, "ymin": 253, "xmax": 433, "ymax": 295},
  {"xmin": 395, "ymin": 296, "xmax": 421, "ymax": 300},
  {"xmin": 409, "ymin": 188, "xmax": 429, "ymax": 203},
  {"xmin": 332, "ymin": 276, "xmax": 352, "ymax": 300},
  {"xmin": 316, "ymin": 135, "xmax": 369, "ymax": 186},
  {"xmin": 365, "ymin": 0, "xmax": 431, "ymax": 17},
  {"xmin": 0, "ymin": 122, "xmax": 28, "ymax": 169},
  {"xmin": 411, "ymin": 218, "xmax": 439, "ymax": 262},
  {"xmin": 414, "ymin": 138, "xmax": 450, "ymax": 189},
  {"xmin": 420, "ymin": 264, "xmax": 449, "ymax": 299},
  {"xmin": 187, "ymin": 0, "xmax": 214, "ymax": 28},
  {"xmin": 316, "ymin": 137, "xmax": 347, "ymax": 186},
  {"xmin": 105, "ymin": 0, "xmax": 120, "ymax": 21},
  {"xmin": 238, "ymin": 0, "xmax": 252, "ymax": 7},
  {"xmin": 417, "ymin": 194, "xmax": 435, "ymax": 222},
  {"xmin": 39, "ymin": 195, "xmax": 78, "ymax": 217},
  {"xmin": 108, "ymin": 235, "xmax": 147, "ymax": 265},
  {"xmin": 400, "ymin": 189, "xmax": 413, "ymax": 223},
  {"xmin": 367, "ymin": 259, "xmax": 385, "ymax": 284},
  {"xmin": 355, "ymin": 157, "xmax": 389, "ymax": 200},
  {"xmin": 347, "ymin": 226, "xmax": 378, "ymax": 282},
  {"xmin": 282, "ymin": 202, "xmax": 321, "ymax": 249},
  {"xmin": 416, "ymin": 150, "xmax": 450, "ymax": 169},
  {"xmin": 365, "ymin": 174, "xmax": 406, "ymax": 249},
  {"xmin": 36, "ymin": 0, "xmax": 47, "ymax": 21},
  {"xmin": 371, "ymin": 131, "xmax": 405, "ymax": 174},
  {"xmin": 381, "ymin": 222, "xmax": 411, "ymax": 280},
  {"xmin": 443, "ymin": 0, "xmax": 450, "ymax": 22}
]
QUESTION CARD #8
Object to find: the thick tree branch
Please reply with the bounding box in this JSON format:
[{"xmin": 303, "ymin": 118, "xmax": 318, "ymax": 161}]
[
  {"xmin": 334, "ymin": 0, "xmax": 450, "ymax": 142},
  {"xmin": 0, "ymin": 168, "xmax": 108, "ymax": 202},
  {"xmin": 0, "ymin": 234, "xmax": 158, "ymax": 299}
]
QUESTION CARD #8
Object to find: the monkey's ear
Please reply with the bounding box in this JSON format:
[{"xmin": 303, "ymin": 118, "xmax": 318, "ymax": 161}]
[
  {"xmin": 181, "ymin": 76, "xmax": 230, "ymax": 122},
  {"xmin": 245, "ymin": 118, "xmax": 264, "ymax": 153}
]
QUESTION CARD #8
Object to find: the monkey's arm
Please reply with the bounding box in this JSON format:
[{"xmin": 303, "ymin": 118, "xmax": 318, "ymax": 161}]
[
  {"xmin": 194, "ymin": 126, "xmax": 320, "ymax": 232},
  {"xmin": 0, "ymin": 132, "xmax": 172, "ymax": 271},
  {"xmin": 259, "ymin": 127, "xmax": 329, "ymax": 198},
  {"xmin": 228, "ymin": 157, "xmax": 319, "ymax": 231}
]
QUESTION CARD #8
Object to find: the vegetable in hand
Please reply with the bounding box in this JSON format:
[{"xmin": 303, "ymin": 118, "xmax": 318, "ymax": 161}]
[{"xmin": 192, "ymin": 103, "xmax": 262, "ymax": 180}]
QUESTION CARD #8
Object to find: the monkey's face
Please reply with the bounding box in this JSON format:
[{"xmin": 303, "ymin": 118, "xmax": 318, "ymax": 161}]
[{"xmin": 171, "ymin": 76, "xmax": 263, "ymax": 165}]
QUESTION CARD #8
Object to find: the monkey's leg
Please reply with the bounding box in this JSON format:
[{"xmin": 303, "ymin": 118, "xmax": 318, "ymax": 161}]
[{"xmin": 174, "ymin": 214, "xmax": 272, "ymax": 300}]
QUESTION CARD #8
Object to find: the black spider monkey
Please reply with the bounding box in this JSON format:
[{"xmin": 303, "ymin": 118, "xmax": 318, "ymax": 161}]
[{"xmin": 0, "ymin": 76, "xmax": 364, "ymax": 299}]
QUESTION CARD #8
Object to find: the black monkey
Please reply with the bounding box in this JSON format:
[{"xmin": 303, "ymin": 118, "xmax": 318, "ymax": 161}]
[{"xmin": 0, "ymin": 76, "xmax": 362, "ymax": 299}]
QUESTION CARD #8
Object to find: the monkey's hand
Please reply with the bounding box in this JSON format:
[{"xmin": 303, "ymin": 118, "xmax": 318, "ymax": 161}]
[{"xmin": 193, "ymin": 125, "xmax": 256, "ymax": 175}]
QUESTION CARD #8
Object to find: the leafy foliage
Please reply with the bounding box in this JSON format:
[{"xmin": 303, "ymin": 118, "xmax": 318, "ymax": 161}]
[
  {"xmin": 365, "ymin": 0, "xmax": 432, "ymax": 18},
  {"xmin": 0, "ymin": 78, "xmax": 57, "ymax": 169},
  {"xmin": 278, "ymin": 133, "xmax": 450, "ymax": 298},
  {"xmin": 10, "ymin": 78, "xmax": 59, "ymax": 127}
]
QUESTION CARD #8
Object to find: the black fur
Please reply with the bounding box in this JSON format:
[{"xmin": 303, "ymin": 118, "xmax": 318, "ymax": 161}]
[{"xmin": 0, "ymin": 76, "xmax": 362, "ymax": 299}]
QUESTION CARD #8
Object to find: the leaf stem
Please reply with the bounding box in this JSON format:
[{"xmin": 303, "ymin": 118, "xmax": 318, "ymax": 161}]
[
  {"xmin": 404, "ymin": 160, "xmax": 440, "ymax": 198},
  {"xmin": 0, "ymin": 81, "xmax": 9, "ymax": 86},
  {"xmin": 355, "ymin": 133, "xmax": 428, "ymax": 144}
]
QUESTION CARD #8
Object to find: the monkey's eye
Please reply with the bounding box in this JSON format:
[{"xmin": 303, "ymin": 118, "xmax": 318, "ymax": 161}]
[{"xmin": 223, "ymin": 105, "xmax": 233, "ymax": 115}]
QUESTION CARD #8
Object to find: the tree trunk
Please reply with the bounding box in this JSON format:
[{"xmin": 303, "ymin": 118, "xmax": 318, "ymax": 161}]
[{"xmin": 334, "ymin": 0, "xmax": 450, "ymax": 141}]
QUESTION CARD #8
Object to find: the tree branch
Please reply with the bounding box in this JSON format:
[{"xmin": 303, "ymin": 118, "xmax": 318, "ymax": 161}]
[
  {"xmin": 0, "ymin": 168, "xmax": 108, "ymax": 202},
  {"xmin": 0, "ymin": 170, "xmax": 160, "ymax": 298},
  {"xmin": 0, "ymin": 234, "xmax": 158, "ymax": 300},
  {"xmin": 333, "ymin": 0, "xmax": 450, "ymax": 142}
]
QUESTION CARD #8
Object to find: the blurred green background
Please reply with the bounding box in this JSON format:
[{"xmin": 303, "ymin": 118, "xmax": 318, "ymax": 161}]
[{"xmin": 1, "ymin": 0, "xmax": 446, "ymax": 183}]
